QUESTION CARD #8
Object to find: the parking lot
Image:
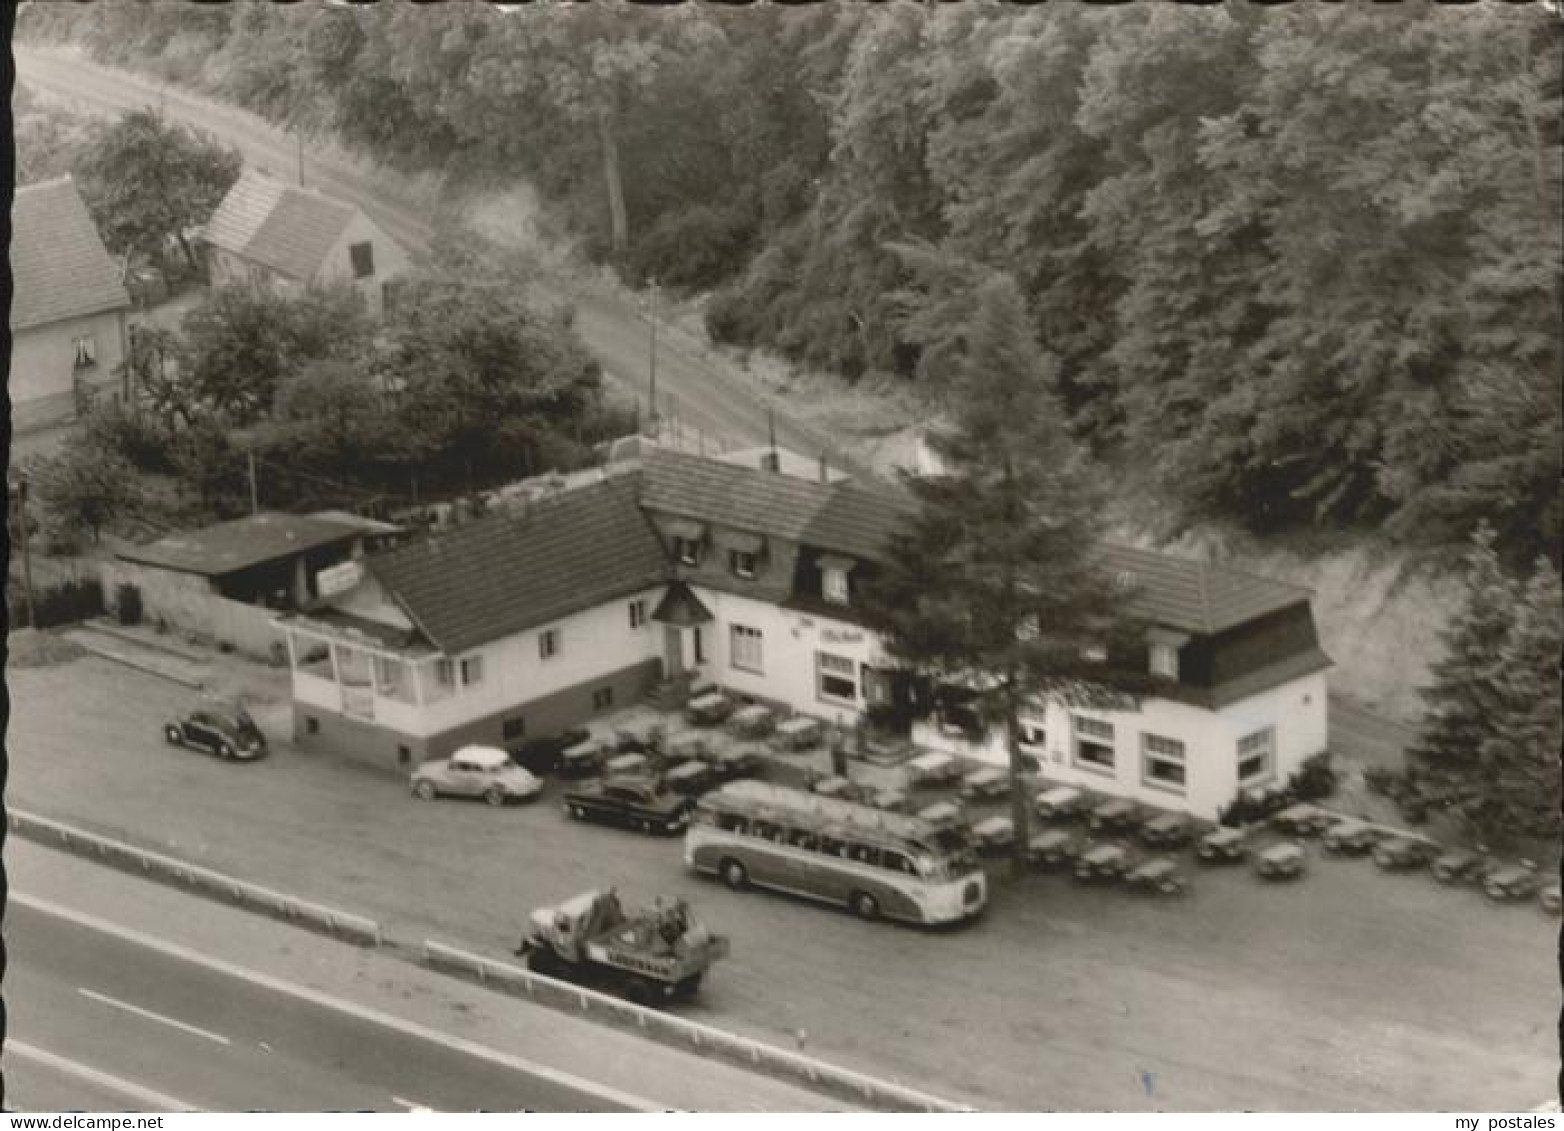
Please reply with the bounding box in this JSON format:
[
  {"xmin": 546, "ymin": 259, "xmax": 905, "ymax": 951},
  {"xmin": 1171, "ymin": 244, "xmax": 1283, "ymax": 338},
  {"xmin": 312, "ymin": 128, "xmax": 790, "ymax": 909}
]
[{"xmin": 7, "ymin": 652, "xmax": 1558, "ymax": 1111}]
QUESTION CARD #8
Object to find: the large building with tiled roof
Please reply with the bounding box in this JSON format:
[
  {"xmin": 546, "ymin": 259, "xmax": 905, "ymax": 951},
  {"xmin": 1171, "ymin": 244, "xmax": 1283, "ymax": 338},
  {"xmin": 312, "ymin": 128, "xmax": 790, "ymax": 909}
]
[
  {"xmin": 274, "ymin": 441, "xmax": 1329, "ymax": 816},
  {"xmin": 8, "ymin": 176, "xmax": 133, "ymax": 434},
  {"xmin": 202, "ymin": 167, "xmax": 410, "ymax": 317}
]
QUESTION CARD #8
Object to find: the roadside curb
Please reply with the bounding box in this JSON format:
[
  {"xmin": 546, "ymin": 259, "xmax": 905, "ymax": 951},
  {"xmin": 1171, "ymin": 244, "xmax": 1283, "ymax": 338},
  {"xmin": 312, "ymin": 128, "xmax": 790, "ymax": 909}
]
[
  {"xmin": 85, "ymin": 617, "xmax": 209, "ymax": 663},
  {"xmin": 64, "ymin": 629, "xmax": 208, "ymax": 689},
  {"xmin": 11, "ymin": 809, "xmax": 975, "ymax": 1112},
  {"xmin": 420, "ymin": 940, "xmax": 973, "ymax": 1113},
  {"xmin": 7, "ymin": 809, "xmax": 381, "ymax": 947}
]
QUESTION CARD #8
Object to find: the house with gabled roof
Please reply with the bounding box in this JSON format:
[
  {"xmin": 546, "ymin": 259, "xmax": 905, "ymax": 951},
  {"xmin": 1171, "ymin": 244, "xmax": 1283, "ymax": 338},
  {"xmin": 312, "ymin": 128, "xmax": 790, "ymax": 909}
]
[
  {"xmin": 273, "ymin": 441, "xmax": 1330, "ymax": 817},
  {"xmin": 8, "ymin": 176, "xmax": 133, "ymax": 435},
  {"xmin": 202, "ymin": 167, "xmax": 410, "ymax": 317}
]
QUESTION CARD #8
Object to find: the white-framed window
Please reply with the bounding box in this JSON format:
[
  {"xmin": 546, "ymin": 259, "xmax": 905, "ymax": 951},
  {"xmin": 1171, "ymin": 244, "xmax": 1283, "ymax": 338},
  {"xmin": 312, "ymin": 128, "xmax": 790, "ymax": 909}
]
[
  {"xmin": 629, "ymin": 599, "xmax": 647, "ymax": 629},
  {"xmin": 730, "ymin": 624, "xmax": 763, "ymax": 673},
  {"xmin": 817, "ymin": 651, "xmax": 859, "ymax": 704},
  {"xmin": 822, "ymin": 567, "xmax": 849, "ymax": 605},
  {"xmin": 73, "ymin": 334, "xmax": 97, "ymax": 368},
  {"xmin": 1072, "ymin": 714, "xmax": 1115, "ymax": 773},
  {"xmin": 435, "ymin": 658, "xmax": 456, "ymax": 688},
  {"xmin": 1018, "ymin": 721, "xmax": 1046, "ymax": 750},
  {"xmin": 459, "ymin": 655, "xmax": 484, "ymax": 687},
  {"xmin": 1141, "ymin": 732, "xmax": 1187, "ymax": 792},
  {"xmin": 1150, "ymin": 642, "xmax": 1179, "ymax": 680},
  {"xmin": 730, "ymin": 550, "xmax": 758, "ymax": 579},
  {"xmin": 673, "ymin": 536, "xmax": 701, "ymax": 567},
  {"xmin": 1238, "ymin": 727, "xmax": 1275, "ymax": 784},
  {"xmin": 539, "ymin": 628, "xmax": 561, "ymax": 660}
]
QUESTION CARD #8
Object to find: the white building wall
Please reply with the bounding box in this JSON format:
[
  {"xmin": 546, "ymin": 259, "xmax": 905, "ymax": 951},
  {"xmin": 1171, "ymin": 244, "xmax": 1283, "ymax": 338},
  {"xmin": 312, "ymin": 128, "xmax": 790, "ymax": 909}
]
[
  {"xmin": 314, "ymin": 212, "xmax": 412, "ymax": 318},
  {"xmin": 691, "ymin": 588, "xmax": 887, "ymax": 726},
  {"xmin": 913, "ymin": 669, "xmax": 1330, "ymax": 820},
  {"xmin": 413, "ymin": 588, "xmax": 665, "ymax": 735}
]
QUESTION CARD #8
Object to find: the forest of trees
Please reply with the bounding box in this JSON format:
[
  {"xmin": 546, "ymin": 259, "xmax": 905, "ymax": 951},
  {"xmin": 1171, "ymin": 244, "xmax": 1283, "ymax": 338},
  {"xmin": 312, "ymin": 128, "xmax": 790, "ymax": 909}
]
[{"xmin": 17, "ymin": 1, "xmax": 1560, "ymax": 570}]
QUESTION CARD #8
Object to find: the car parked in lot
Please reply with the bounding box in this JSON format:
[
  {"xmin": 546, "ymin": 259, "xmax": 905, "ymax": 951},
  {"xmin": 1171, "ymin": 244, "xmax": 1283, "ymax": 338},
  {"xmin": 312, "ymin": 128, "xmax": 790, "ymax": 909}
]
[
  {"xmin": 1321, "ymin": 819, "xmax": 1384, "ymax": 856},
  {"xmin": 1541, "ymin": 885, "xmax": 1561, "ymax": 916},
  {"xmin": 1139, "ymin": 813, "xmax": 1195, "ymax": 849},
  {"xmin": 1027, "ymin": 829, "xmax": 1083, "ymax": 870},
  {"xmin": 1034, "ymin": 785, "xmax": 1086, "ymax": 821},
  {"xmin": 1430, "ymin": 847, "xmax": 1491, "ymax": 884},
  {"xmin": 1074, "ymin": 843, "xmax": 1133, "ymax": 883},
  {"xmin": 959, "ymin": 766, "xmax": 1009, "ymax": 802},
  {"xmin": 511, "ymin": 727, "xmax": 592, "ymax": 776},
  {"xmin": 1483, "ymin": 864, "xmax": 1543, "ymax": 902},
  {"xmin": 1196, "ymin": 826, "xmax": 1249, "ymax": 864},
  {"xmin": 1270, "ymin": 804, "xmax": 1338, "ymax": 838},
  {"xmin": 1372, "ymin": 834, "xmax": 1441, "ymax": 871},
  {"xmin": 563, "ymin": 775, "xmax": 694, "ymax": 835},
  {"xmin": 970, "ymin": 815, "xmax": 1016, "ymax": 855},
  {"xmin": 1126, "ymin": 857, "xmax": 1188, "ymax": 896},
  {"xmin": 411, "ymin": 745, "xmax": 543, "ymax": 805},
  {"xmin": 163, "ymin": 702, "xmax": 268, "ymax": 761},
  {"xmin": 1255, "ymin": 842, "xmax": 1307, "ymax": 880},
  {"xmin": 1087, "ymin": 798, "xmax": 1141, "ymax": 834},
  {"xmin": 906, "ymin": 752, "xmax": 963, "ymax": 788}
]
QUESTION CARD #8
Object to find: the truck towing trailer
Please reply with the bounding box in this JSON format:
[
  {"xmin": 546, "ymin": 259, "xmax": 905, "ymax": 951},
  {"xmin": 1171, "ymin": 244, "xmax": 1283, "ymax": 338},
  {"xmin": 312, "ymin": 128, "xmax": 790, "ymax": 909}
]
[{"xmin": 515, "ymin": 889, "xmax": 729, "ymax": 1004}]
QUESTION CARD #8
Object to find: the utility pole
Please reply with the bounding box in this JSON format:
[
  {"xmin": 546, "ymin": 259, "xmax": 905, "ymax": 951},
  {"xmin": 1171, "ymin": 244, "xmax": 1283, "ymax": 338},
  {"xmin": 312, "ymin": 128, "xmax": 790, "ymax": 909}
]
[
  {"xmin": 13, "ymin": 476, "xmax": 38, "ymax": 629},
  {"xmin": 248, "ymin": 450, "xmax": 260, "ymax": 515},
  {"xmin": 647, "ymin": 279, "xmax": 660, "ymax": 433}
]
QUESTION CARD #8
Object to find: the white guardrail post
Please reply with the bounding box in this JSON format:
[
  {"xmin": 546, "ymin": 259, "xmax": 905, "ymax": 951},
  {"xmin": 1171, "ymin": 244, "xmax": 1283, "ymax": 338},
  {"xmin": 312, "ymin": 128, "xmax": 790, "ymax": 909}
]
[
  {"xmin": 10, "ymin": 808, "xmax": 384, "ymax": 948},
  {"xmin": 419, "ymin": 939, "xmax": 969, "ymax": 1112}
]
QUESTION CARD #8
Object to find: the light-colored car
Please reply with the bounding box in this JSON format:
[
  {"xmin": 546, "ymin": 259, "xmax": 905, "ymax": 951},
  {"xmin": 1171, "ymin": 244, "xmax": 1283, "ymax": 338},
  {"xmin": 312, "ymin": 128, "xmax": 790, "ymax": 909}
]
[
  {"xmin": 1034, "ymin": 785, "xmax": 1086, "ymax": 820},
  {"xmin": 1255, "ymin": 842, "xmax": 1307, "ymax": 880},
  {"xmin": 959, "ymin": 766, "xmax": 1010, "ymax": 801},
  {"xmin": 971, "ymin": 815, "xmax": 1016, "ymax": 854},
  {"xmin": 1126, "ymin": 857, "xmax": 1187, "ymax": 896},
  {"xmin": 907, "ymin": 751, "xmax": 963, "ymax": 787},
  {"xmin": 411, "ymin": 745, "xmax": 543, "ymax": 806}
]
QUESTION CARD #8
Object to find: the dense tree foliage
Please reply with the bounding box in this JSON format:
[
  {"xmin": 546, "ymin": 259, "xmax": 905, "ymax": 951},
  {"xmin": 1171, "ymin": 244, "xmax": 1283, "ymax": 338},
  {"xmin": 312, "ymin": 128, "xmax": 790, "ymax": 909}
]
[
  {"xmin": 18, "ymin": 1, "xmax": 1559, "ymax": 565},
  {"xmin": 1408, "ymin": 528, "xmax": 1562, "ymax": 845},
  {"xmin": 862, "ymin": 269, "xmax": 1154, "ymax": 874},
  {"xmin": 13, "ymin": 81, "xmax": 110, "ymax": 184},
  {"xmin": 73, "ymin": 108, "xmax": 242, "ymax": 270}
]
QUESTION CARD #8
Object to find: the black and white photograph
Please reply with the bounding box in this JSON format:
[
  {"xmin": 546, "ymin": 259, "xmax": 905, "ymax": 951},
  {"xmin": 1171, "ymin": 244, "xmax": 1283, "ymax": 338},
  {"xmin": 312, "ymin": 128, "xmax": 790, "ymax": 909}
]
[{"xmin": 3, "ymin": 0, "xmax": 1560, "ymax": 1115}]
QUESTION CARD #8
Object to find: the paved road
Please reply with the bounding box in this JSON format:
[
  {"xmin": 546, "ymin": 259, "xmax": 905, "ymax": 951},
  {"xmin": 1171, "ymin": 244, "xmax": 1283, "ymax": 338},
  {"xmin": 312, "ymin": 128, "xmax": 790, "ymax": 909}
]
[
  {"xmin": 7, "ymin": 654, "xmax": 1557, "ymax": 1111},
  {"xmin": 12, "ymin": 46, "xmax": 862, "ymax": 476},
  {"xmin": 4, "ymin": 896, "xmax": 650, "ymax": 1113}
]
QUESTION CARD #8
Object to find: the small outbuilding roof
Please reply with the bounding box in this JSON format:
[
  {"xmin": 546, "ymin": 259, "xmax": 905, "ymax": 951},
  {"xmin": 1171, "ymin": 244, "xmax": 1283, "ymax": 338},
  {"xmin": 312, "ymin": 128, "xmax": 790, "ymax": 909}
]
[
  {"xmin": 9, "ymin": 176, "xmax": 132, "ymax": 331},
  {"xmin": 203, "ymin": 167, "xmax": 357, "ymax": 283},
  {"xmin": 117, "ymin": 512, "xmax": 371, "ymax": 577}
]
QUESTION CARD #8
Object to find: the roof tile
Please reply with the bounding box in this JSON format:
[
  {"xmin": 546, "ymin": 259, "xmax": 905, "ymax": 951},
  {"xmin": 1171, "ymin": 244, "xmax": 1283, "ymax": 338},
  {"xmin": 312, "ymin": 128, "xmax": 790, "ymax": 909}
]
[
  {"xmin": 9, "ymin": 176, "xmax": 131, "ymax": 330},
  {"xmin": 204, "ymin": 167, "xmax": 355, "ymax": 282}
]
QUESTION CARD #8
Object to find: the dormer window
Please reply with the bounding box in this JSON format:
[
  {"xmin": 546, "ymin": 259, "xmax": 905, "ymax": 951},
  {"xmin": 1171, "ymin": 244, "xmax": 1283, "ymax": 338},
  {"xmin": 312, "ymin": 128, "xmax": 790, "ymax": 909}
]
[
  {"xmin": 819, "ymin": 554, "xmax": 854, "ymax": 606},
  {"xmin": 674, "ymin": 537, "xmax": 702, "ymax": 567},
  {"xmin": 730, "ymin": 550, "xmax": 757, "ymax": 579},
  {"xmin": 664, "ymin": 518, "xmax": 706, "ymax": 567}
]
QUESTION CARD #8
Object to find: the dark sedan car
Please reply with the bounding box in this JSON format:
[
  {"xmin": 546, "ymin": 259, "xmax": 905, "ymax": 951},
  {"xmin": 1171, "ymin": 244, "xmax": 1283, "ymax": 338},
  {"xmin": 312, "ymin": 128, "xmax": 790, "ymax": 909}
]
[
  {"xmin": 510, "ymin": 727, "xmax": 592, "ymax": 776},
  {"xmin": 163, "ymin": 702, "xmax": 267, "ymax": 761},
  {"xmin": 562, "ymin": 775, "xmax": 694, "ymax": 835}
]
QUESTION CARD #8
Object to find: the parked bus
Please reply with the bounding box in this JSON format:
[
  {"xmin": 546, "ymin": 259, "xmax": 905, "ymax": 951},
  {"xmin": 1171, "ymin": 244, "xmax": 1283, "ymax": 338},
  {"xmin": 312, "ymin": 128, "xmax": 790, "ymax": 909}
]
[{"xmin": 684, "ymin": 780, "xmax": 987, "ymax": 925}]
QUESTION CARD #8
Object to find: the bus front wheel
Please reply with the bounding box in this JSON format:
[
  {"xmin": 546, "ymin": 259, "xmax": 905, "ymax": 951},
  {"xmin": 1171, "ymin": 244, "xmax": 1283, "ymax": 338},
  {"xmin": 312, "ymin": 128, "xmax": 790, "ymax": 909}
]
[
  {"xmin": 720, "ymin": 859, "xmax": 749, "ymax": 891},
  {"xmin": 849, "ymin": 891, "xmax": 880, "ymax": 921}
]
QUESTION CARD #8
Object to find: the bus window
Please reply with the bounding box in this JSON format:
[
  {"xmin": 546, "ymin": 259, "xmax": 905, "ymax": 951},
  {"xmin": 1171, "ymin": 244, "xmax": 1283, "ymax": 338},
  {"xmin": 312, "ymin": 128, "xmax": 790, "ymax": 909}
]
[
  {"xmin": 818, "ymin": 835, "xmax": 846, "ymax": 858},
  {"xmin": 717, "ymin": 812, "xmax": 748, "ymax": 834},
  {"xmin": 788, "ymin": 829, "xmax": 817, "ymax": 851},
  {"xmin": 848, "ymin": 843, "xmax": 881, "ymax": 868},
  {"xmin": 883, "ymin": 850, "xmax": 917, "ymax": 876}
]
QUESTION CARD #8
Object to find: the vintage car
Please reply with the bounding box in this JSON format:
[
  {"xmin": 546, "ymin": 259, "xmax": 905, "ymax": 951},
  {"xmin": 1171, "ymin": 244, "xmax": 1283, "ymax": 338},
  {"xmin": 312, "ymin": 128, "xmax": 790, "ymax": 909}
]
[
  {"xmin": 1269, "ymin": 804, "xmax": 1339, "ymax": 838},
  {"xmin": 726, "ymin": 704, "xmax": 777, "ymax": 740},
  {"xmin": 1540, "ymin": 885, "xmax": 1561, "ymax": 916},
  {"xmin": 1430, "ymin": 847, "xmax": 1491, "ymax": 885},
  {"xmin": 685, "ymin": 690, "xmax": 736, "ymax": 727},
  {"xmin": 916, "ymin": 799, "xmax": 965, "ymax": 827},
  {"xmin": 663, "ymin": 759, "xmax": 716, "ymax": 798},
  {"xmin": 1074, "ymin": 843, "xmax": 1133, "ymax": 883},
  {"xmin": 1139, "ymin": 813, "xmax": 1195, "ymax": 849},
  {"xmin": 959, "ymin": 766, "xmax": 1010, "ymax": 802},
  {"xmin": 411, "ymin": 745, "xmax": 543, "ymax": 805},
  {"xmin": 1125, "ymin": 857, "xmax": 1188, "ymax": 896},
  {"xmin": 559, "ymin": 736, "xmax": 609, "ymax": 780},
  {"xmin": 1254, "ymin": 842, "xmax": 1307, "ymax": 880},
  {"xmin": 1087, "ymin": 798, "xmax": 1142, "ymax": 834},
  {"xmin": 970, "ymin": 815, "xmax": 1016, "ymax": 855},
  {"xmin": 1321, "ymin": 819, "xmax": 1384, "ymax": 856},
  {"xmin": 1026, "ymin": 829, "xmax": 1084, "ymax": 870},
  {"xmin": 868, "ymin": 787, "xmax": 912, "ymax": 814},
  {"xmin": 663, "ymin": 730, "xmax": 711, "ymax": 763},
  {"xmin": 811, "ymin": 775, "xmax": 867, "ymax": 803},
  {"xmin": 604, "ymin": 751, "xmax": 651, "ymax": 778},
  {"xmin": 1371, "ymin": 834, "xmax": 1441, "ymax": 871},
  {"xmin": 510, "ymin": 727, "xmax": 591, "ymax": 775},
  {"xmin": 704, "ymin": 745, "xmax": 767, "ymax": 785},
  {"xmin": 1483, "ymin": 863, "xmax": 1543, "ymax": 902},
  {"xmin": 906, "ymin": 752, "xmax": 964, "ymax": 788},
  {"xmin": 772, "ymin": 715, "xmax": 825, "ymax": 752},
  {"xmin": 163, "ymin": 700, "xmax": 268, "ymax": 761},
  {"xmin": 563, "ymin": 775, "xmax": 694, "ymax": 835},
  {"xmin": 1196, "ymin": 826, "xmax": 1249, "ymax": 864},
  {"xmin": 1034, "ymin": 785, "xmax": 1087, "ymax": 821}
]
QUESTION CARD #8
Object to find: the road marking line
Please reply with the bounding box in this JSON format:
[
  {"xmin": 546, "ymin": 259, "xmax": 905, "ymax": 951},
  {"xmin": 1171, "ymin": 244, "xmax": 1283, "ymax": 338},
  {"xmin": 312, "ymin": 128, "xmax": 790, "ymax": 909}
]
[
  {"xmin": 5, "ymin": 1038, "xmax": 203, "ymax": 1112},
  {"xmin": 14, "ymin": 892, "xmax": 664, "ymax": 1112},
  {"xmin": 78, "ymin": 987, "xmax": 233, "ymax": 1046}
]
